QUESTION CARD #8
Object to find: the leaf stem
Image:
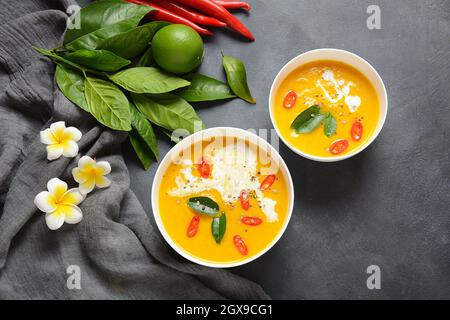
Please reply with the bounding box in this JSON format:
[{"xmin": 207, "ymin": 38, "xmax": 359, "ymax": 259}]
[{"xmin": 32, "ymin": 46, "xmax": 106, "ymax": 77}]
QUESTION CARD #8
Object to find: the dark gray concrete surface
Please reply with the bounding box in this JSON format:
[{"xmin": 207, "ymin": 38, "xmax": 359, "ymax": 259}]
[{"xmin": 123, "ymin": 0, "xmax": 450, "ymax": 299}]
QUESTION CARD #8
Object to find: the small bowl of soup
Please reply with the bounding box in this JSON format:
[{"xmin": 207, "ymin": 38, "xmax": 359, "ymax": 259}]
[
  {"xmin": 269, "ymin": 49, "xmax": 388, "ymax": 161},
  {"xmin": 151, "ymin": 127, "xmax": 294, "ymax": 268}
]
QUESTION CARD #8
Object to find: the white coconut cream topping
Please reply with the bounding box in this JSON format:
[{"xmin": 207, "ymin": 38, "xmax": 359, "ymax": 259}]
[
  {"xmin": 169, "ymin": 144, "xmax": 278, "ymax": 222},
  {"xmin": 316, "ymin": 69, "xmax": 361, "ymax": 113}
]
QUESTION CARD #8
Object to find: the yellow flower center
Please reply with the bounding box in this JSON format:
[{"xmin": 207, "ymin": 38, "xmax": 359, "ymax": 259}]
[
  {"xmin": 54, "ymin": 193, "xmax": 65, "ymax": 205},
  {"xmin": 53, "ymin": 132, "xmax": 64, "ymax": 144}
]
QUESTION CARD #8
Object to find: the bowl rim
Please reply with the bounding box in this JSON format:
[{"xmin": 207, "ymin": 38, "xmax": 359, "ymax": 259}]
[
  {"xmin": 151, "ymin": 127, "xmax": 295, "ymax": 268},
  {"xmin": 269, "ymin": 48, "xmax": 388, "ymax": 162}
]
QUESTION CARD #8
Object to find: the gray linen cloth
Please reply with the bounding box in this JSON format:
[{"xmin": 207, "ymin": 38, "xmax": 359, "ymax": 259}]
[{"xmin": 0, "ymin": 0, "xmax": 268, "ymax": 299}]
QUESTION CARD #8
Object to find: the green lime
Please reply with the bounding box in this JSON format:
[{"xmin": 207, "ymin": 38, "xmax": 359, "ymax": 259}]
[{"xmin": 152, "ymin": 24, "xmax": 204, "ymax": 74}]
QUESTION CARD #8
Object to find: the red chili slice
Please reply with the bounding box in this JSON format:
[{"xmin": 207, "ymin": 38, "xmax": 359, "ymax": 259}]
[
  {"xmin": 187, "ymin": 215, "xmax": 200, "ymax": 238},
  {"xmin": 282, "ymin": 91, "xmax": 297, "ymax": 109},
  {"xmin": 197, "ymin": 157, "xmax": 210, "ymax": 178},
  {"xmin": 329, "ymin": 139, "xmax": 349, "ymax": 155},
  {"xmin": 260, "ymin": 174, "xmax": 276, "ymax": 191},
  {"xmin": 241, "ymin": 216, "xmax": 263, "ymax": 226},
  {"xmin": 233, "ymin": 235, "xmax": 248, "ymax": 255},
  {"xmin": 240, "ymin": 190, "xmax": 250, "ymax": 210},
  {"xmin": 351, "ymin": 121, "xmax": 363, "ymax": 142}
]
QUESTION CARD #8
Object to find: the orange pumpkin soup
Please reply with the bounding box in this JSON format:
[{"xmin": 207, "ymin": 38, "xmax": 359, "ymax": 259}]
[
  {"xmin": 158, "ymin": 138, "xmax": 289, "ymax": 264},
  {"xmin": 273, "ymin": 60, "xmax": 380, "ymax": 157}
]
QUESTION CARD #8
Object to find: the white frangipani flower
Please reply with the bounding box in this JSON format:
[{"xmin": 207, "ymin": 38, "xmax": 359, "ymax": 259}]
[
  {"xmin": 40, "ymin": 121, "xmax": 82, "ymax": 160},
  {"xmin": 34, "ymin": 178, "xmax": 85, "ymax": 230},
  {"xmin": 72, "ymin": 156, "xmax": 111, "ymax": 195}
]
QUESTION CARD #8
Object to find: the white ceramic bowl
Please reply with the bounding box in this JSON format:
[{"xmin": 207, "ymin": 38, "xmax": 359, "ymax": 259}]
[
  {"xmin": 269, "ymin": 48, "xmax": 388, "ymax": 162},
  {"xmin": 151, "ymin": 127, "xmax": 294, "ymax": 268}
]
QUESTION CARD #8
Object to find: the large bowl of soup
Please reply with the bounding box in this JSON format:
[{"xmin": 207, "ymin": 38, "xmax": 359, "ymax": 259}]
[
  {"xmin": 269, "ymin": 48, "xmax": 388, "ymax": 162},
  {"xmin": 151, "ymin": 127, "xmax": 294, "ymax": 268}
]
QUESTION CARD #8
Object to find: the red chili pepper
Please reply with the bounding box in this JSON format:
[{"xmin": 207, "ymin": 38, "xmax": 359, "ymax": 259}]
[
  {"xmin": 173, "ymin": 0, "xmax": 254, "ymax": 41},
  {"xmin": 241, "ymin": 216, "xmax": 262, "ymax": 226},
  {"xmin": 187, "ymin": 215, "xmax": 200, "ymax": 237},
  {"xmin": 329, "ymin": 139, "xmax": 349, "ymax": 155},
  {"xmin": 233, "ymin": 235, "xmax": 248, "ymax": 255},
  {"xmin": 351, "ymin": 121, "xmax": 363, "ymax": 142},
  {"xmin": 212, "ymin": 0, "xmax": 251, "ymax": 11},
  {"xmin": 148, "ymin": 0, "xmax": 226, "ymax": 27},
  {"xmin": 197, "ymin": 157, "xmax": 210, "ymax": 178},
  {"xmin": 126, "ymin": 0, "xmax": 213, "ymax": 36},
  {"xmin": 260, "ymin": 174, "xmax": 276, "ymax": 191},
  {"xmin": 240, "ymin": 190, "xmax": 250, "ymax": 210},
  {"xmin": 283, "ymin": 90, "xmax": 297, "ymax": 109}
]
